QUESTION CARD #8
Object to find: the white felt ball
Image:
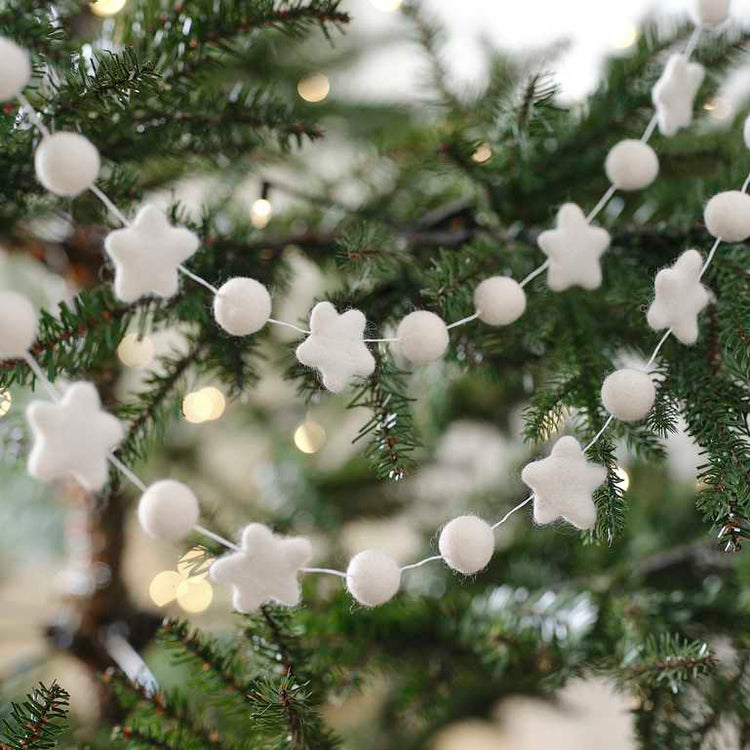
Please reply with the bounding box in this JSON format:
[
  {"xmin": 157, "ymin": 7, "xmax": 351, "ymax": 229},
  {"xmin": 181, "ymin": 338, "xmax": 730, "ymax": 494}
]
[
  {"xmin": 744, "ymin": 114, "xmax": 750, "ymax": 150},
  {"xmin": 346, "ymin": 550, "xmax": 401, "ymax": 607},
  {"xmin": 0, "ymin": 37, "xmax": 31, "ymax": 101},
  {"xmin": 214, "ymin": 277, "xmax": 272, "ymax": 336},
  {"xmin": 0, "ymin": 291, "xmax": 37, "ymax": 359},
  {"xmin": 474, "ymin": 277, "xmax": 526, "ymax": 326},
  {"xmin": 601, "ymin": 369, "xmax": 656, "ymax": 422},
  {"xmin": 438, "ymin": 516, "xmax": 495, "ymax": 575},
  {"xmin": 704, "ymin": 191, "xmax": 750, "ymax": 242},
  {"xmin": 691, "ymin": 0, "xmax": 730, "ymax": 25},
  {"xmin": 34, "ymin": 132, "xmax": 101, "ymax": 197},
  {"xmin": 604, "ymin": 140, "xmax": 659, "ymax": 191},
  {"xmin": 396, "ymin": 311, "xmax": 449, "ymax": 364},
  {"xmin": 138, "ymin": 480, "xmax": 200, "ymax": 541}
]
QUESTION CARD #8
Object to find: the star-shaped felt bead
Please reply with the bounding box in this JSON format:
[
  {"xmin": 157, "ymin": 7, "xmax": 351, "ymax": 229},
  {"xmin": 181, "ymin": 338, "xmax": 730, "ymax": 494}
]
[
  {"xmin": 537, "ymin": 204, "xmax": 611, "ymax": 292},
  {"xmin": 646, "ymin": 249, "xmax": 711, "ymax": 345},
  {"xmin": 209, "ymin": 524, "xmax": 313, "ymax": 613},
  {"xmin": 652, "ymin": 54, "xmax": 705, "ymax": 138},
  {"xmin": 521, "ymin": 436, "xmax": 607, "ymax": 530},
  {"xmin": 26, "ymin": 382, "xmax": 124, "ymax": 491},
  {"xmin": 104, "ymin": 205, "xmax": 200, "ymax": 303},
  {"xmin": 296, "ymin": 301, "xmax": 376, "ymax": 393}
]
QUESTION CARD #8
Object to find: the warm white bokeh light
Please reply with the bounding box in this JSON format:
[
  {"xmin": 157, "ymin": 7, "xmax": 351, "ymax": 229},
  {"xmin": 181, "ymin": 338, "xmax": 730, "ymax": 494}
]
[
  {"xmin": 0, "ymin": 389, "xmax": 11, "ymax": 418},
  {"xmin": 615, "ymin": 466, "xmax": 630, "ymax": 492},
  {"xmin": 298, "ymin": 73, "xmax": 330, "ymax": 103},
  {"xmin": 117, "ymin": 333, "xmax": 154, "ymax": 368},
  {"xmin": 250, "ymin": 198, "xmax": 273, "ymax": 229},
  {"xmin": 176, "ymin": 578, "xmax": 213, "ymax": 613},
  {"xmin": 471, "ymin": 142, "xmax": 492, "ymax": 164},
  {"xmin": 294, "ymin": 420, "xmax": 327, "ymax": 454},
  {"xmin": 90, "ymin": 0, "xmax": 127, "ymax": 17},
  {"xmin": 149, "ymin": 570, "xmax": 182, "ymax": 607},
  {"xmin": 182, "ymin": 386, "xmax": 226, "ymax": 423}
]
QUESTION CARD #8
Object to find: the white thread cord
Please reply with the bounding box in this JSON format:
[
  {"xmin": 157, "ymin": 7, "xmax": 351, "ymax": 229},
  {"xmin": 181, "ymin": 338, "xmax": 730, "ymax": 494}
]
[{"xmin": 193, "ymin": 524, "xmax": 240, "ymax": 551}]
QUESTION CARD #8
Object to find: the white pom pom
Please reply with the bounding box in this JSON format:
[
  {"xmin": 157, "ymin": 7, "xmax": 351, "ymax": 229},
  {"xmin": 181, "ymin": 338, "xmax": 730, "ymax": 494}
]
[
  {"xmin": 138, "ymin": 480, "xmax": 200, "ymax": 541},
  {"xmin": 0, "ymin": 291, "xmax": 37, "ymax": 359},
  {"xmin": 604, "ymin": 140, "xmax": 659, "ymax": 191},
  {"xmin": 438, "ymin": 516, "xmax": 495, "ymax": 575},
  {"xmin": 34, "ymin": 133, "xmax": 101, "ymax": 197},
  {"xmin": 214, "ymin": 277, "xmax": 272, "ymax": 336},
  {"xmin": 396, "ymin": 311, "xmax": 449, "ymax": 364},
  {"xmin": 346, "ymin": 550, "xmax": 401, "ymax": 607},
  {"xmin": 691, "ymin": 0, "xmax": 730, "ymax": 25},
  {"xmin": 474, "ymin": 277, "xmax": 526, "ymax": 326},
  {"xmin": 704, "ymin": 191, "xmax": 750, "ymax": 242},
  {"xmin": 601, "ymin": 369, "xmax": 656, "ymax": 422},
  {"xmin": 0, "ymin": 37, "xmax": 31, "ymax": 101},
  {"xmin": 744, "ymin": 114, "xmax": 750, "ymax": 150}
]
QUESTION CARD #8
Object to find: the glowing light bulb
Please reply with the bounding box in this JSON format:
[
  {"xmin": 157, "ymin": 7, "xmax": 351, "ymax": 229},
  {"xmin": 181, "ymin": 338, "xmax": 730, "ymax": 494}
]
[
  {"xmin": 704, "ymin": 96, "xmax": 733, "ymax": 121},
  {"xmin": 176, "ymin": 578, "xmax": 213, "ymax": 613},
  {"xmin": 294, "ymin": 420, "xmax": 326, "ymax": 454},
  {"xmin": 90, "ymin": 0, "xmax": 127, "ymax": 17},
  {"xmin": 117, "ymin": 333, "xmax": 154, "ymax": 368},
  {"xmin": 250, "ymin": 198, "xmax": 273, "ymax": 229},
  {"xmin": 149, "ymin": 570, "xmax": 182, "ymax": 607},
  {"xmin": 0, "ymin": 389, "xmax": 11, "ymax": 418},
  {"xmin": 611, "ymin": 24, "xmax": 638, "ymax": 51},
  {"xmin": 182, "ymin": 386, "xmax": 226, "ymax": 423},
  {"xmin": 369, "ymin": 0, "xmax": 403, "ymax": 10},
  {"xmin": 297, "ymin": 74, "xmax": 330, "ymax": 103},
  {"xmin": 471, "ymin": 142, "xmax": 492, "ymax": 164},
  {"xmin": 614, "ymin": 466, "xmax": 630, "ymax": 492}
]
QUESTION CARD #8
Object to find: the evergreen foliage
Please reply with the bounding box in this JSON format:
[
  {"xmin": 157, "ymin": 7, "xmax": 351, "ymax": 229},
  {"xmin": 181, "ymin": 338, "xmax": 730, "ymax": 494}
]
[{"xmin": 0, "ymin": 682, "xmax": 69, "ymax": 750}]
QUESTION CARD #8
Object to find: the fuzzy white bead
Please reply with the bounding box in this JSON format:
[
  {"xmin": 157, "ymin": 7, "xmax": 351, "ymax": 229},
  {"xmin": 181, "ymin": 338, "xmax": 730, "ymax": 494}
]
[
  {"xmin": 438, "ymin": 516, "xmax": 495, "ymax": 575},
  {"xmin": 474, "ymin": 277, "xmax": 526, "ymax": 326},
  {"xmin": 396, "ymin": 311, "xmax": 449, "ymax": 364},
  {"xmin": 34, "ymin": 133, "xmax": 101, "ymax": 197},
  {"xmin": 691, "ymin": 0, "xmax": 730, "ymax": 25},
  {"xmin": 138, "ymin": 480, "xmax": 200, "ymax": 541},
  {"xmin": 604, "ymin": 140, "xmax": 659, "ymax": 191},
  {"xmin": 346, "ymin": 550, "xmax": 401, "ymax": 607},
  {"xmin": 214, "ymin": 277, "xmax": 272, "ymax": 336},
  {"xmin": 0, "ymin": 291, "xmax": 37, "ymax": 359},
  {"xmin": 601, "ymin": 369, "xmax": 656, "ymax": 422},
  {"xmin": 744, "ymin": 114, "xmax": 750, "ymax": 150},
  {"xmin": 704, "ymin": 191, "xmax": 750, "ymax": 242},
  {"xmin": 0, "ymin": 37, "xmax": 31, "ymax": 101}
]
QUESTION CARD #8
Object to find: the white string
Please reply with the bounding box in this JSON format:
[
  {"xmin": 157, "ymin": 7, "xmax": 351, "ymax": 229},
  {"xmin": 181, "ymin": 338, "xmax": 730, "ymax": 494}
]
[
  {"xmin": 587, "ymin": 185, "xmax": 618, "ymax": 224},
  {"xmin": 583, "ymin": 415, "xmax": 615, "ymax": 452},
  {"xmin": 519, "ymin": 260, "xmax": 550, "ymax": 288},
  {"xmin": 446, "ymin": 312, "xmax": 479, "ymax": 330},
  {"xmin": 268, "ymin": 318, "xmax": 311, "ymax": 335},
  {"xmin": 108, "ymin": 454, "xmax": 148, "ymax": 492},
  {"xmin": 364, "ymin": 336, "xmax": 400, "ymax": 343},
  {"xmin": 177, "ymin": 265, "xmax": 219, "ymax": 294},
  {"xmin": 492, "ymin": 495, "xmax": 533, "ymax": 530},
  {"xmin": 16, "ymin": 93, "xmax": 50, "ymax": 138},
  {"xmin": 645, "ymin": 329, "xmax": 673, "ymax": 369},
  {"xmin": 23, "ymin": 352, "xmax": 60, "ymax": 401},
  {"xmin": 700, "ymin": 237, "xmax": 723, "ymax": 277},
  {"xmin": 193, "ymin": 524, "xmax": 240, "ymax": 551},
  {"xmin": 90, "ymin": 185, "xmax": 131, "ymax": 228},
  {"xmin": 301, "ymin": 566, "xmax": 348, "ymax": 578},
  {"xmin": 400, "ymin": 555, "xmax": 442, "ymax": 572}
]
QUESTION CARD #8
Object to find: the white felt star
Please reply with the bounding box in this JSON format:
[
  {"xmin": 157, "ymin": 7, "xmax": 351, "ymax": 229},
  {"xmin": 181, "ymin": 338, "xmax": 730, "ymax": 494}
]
[
  {"xmin": 209, "ymin": 524, "xmax": 313, "ymax": 613},
  {"xmin": 521, "ymin": 436, "xmax": 607, "ymax": 530},
  {"xmin": 537, "ymin": 204, "xmax": 611, "ymax": 292},
  {"xmin": 296, "ymin": 301, "xmax": 376, "ymax": 393},
  {"xmin": 104, "ymin": 205, "xmax": 200, "ymax": 303},
  {"xmin": 646, "ymin": 249, "xmax": 711, "ymax": 345},
  {"xmin": 652, "ymin": 54, "xmax": 705, "ymax": 138},
  {"xmin": 26, "ymin": 382, "xmax": 124, "ymax": 491}
]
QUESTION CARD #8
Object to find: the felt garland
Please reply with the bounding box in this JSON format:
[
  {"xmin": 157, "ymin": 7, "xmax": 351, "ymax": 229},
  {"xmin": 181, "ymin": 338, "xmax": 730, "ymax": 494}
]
[{"xmin": 0, "ymin": 2, "xmax": 740, "ymax": 614}]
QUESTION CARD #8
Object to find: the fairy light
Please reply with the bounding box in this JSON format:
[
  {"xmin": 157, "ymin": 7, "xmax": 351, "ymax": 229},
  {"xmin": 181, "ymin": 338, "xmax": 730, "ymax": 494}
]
[
  {"xmin": 704, "ymin": 96, "xmax": 733, "ymax": 121},
  {"xmin": 182, "ymin": 386, "xmax": 226, "ymax": 424},
  {"xmin": 250, "ymin": 198, "xmax": 273, "ymax": 229},
  {"xmin": 150, "ymin": 548, "xmax": 215, "ymax": 612},
  {"xmin": 90, "ymin": 0, "xmax": 127, "ymax": 17},
  {"xmin": 0, "ymin": 389, "xmax": 11, "ymax": 418},
  {"xmin": 297, "ymin": 73, "xmax": 330, "ymax": 103},
  {"xmin": 117, "ymin": 333, "xmax": 154, "ymax": 368},
  {"xmin": 471, "ymin": 142, "xmax": 492, "ymax": 164},
  {"xmin": 149, "ymin": 570, "xmax": 182, "ymax": 607},
  {"xmin": 175, "ymin": 578, "xmax": 213, "ymax": 613},
  {"xmin": 611, "ymin": 24, "xmax": 638, "ymax": 51},
  {"xmin": 294, "ymin": 420, "xmax": 326, "ymax": 454}
]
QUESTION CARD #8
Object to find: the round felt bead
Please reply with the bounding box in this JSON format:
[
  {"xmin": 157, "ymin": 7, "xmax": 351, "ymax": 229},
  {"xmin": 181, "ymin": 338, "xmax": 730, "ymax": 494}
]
[
  {"xmin": 691, "ymin": 0, "xmax": 730, "ymax": 25},
  {"xmin": 439, "ymin": 516, "xmax": 495, "ymax": 575},
  {"xmin": 0, "ymin": 37, "xmax": 31, "ymax": 101},
  {"xmin": 214, "ymin": 277, "xmax": 272, "ymax": 336},
  {"xmin": 396, "ymin": 311, "xmax": 449, "ymax": 364},
  {"xmin": 0, "ymin": 292, "xmax": 37, "ymax": 359},
  {"xmin": 605, "ymin": 139, "xmax": 659, "ymax": 191},
  {"xmin": 138, "ymin": 480, "xmax": 200, "ymax": 541},
  {"xmin": 601, "ymin": 369, "xmax": 656, "ymax": 422},
  {"xmin": 743, "ymin": 114, "xmax": 750, "ymax": 150},
  {"xmin": 346, "ymin": 550, "xmax": 401, "ymax": 607},
  {"xmin": 704, "ymin": 191, "xmax": 750, "ymax": 242},
  {"xmin": 474, "ymin": 277, "xmax": 526, "ymax": 326},
  {"xmin": 34, "ymin": 132, "xmax": 101, "ymax": 197}
]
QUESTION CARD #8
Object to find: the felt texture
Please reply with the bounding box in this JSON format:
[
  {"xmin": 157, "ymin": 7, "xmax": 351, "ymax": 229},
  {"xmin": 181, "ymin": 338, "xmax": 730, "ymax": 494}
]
[
  {"xmin": 652, "ymin": 54, "xmax": 705, "ymax": 138},
  {"xmin": 537, "ymin": 204, "xmax": 610, "ymax": 292},
  {"xmin": 604, "ymin": 139, "xmax": 659, "ymax": 191},
  {"xmin": 439, "ymin": 515, "xmax": 495, "ymax": 575},
  {"xmin": 105, "ymin": 205, "xmax": 200, "ymax": 302},
  {"xmin": 0, "ymin": 291, "xmax": 37, "ymax": 359},
  {"xmin": 213, "ymin": 277, "xmax": 272, "ymax": 336},
  {"xmin": 474, "ymin": 277, "xmax": 527, "ymax": 326},
  {"xmin": 26, "ymin": 382, "xmax": 124, "ymax": 491},
  {"xmin": 0, "ymin": 37, "xmax": 31, "ymax": 101},
  {"xmin": 210, "ymin": 524, "xmax": 312, "ymax": 613},
  {"xmin": 346, "ymin": 550, "xmax": 401, "ymax": 607},
  {"xmin": 138, "ymin": 480, "xmax": 200, "ymax": 541},
  {"xmin": 704, "ymin": 190, "xmax": 750, "ymax": 242},
  {"xmin": 691, "ymin": 0, "xmax": 731, "ymax": 24},
  {"xmin": 296, "ymin": 301, "xmax": 375, "ymax": 393},
  {"xmin": 601, "ymin": 369, "xmax": 656, "ymax": 422},
  {"xmin": 34, "ymin": 132, "xmax": 101, "ymax": 197},
  {"xmin": 647, "ymin": 249, "xmax": 711, "ymax": 345},
  {"xmin": 521, "ymin": 436, "xmax": 607, "ymax": 531},
  {"xmin": 744, "ymin": 114, "xmax": 750, "ymax": 149},
  {"xmin": 396, "ymin": 310, "xmax": 449, "ymax": 364}
]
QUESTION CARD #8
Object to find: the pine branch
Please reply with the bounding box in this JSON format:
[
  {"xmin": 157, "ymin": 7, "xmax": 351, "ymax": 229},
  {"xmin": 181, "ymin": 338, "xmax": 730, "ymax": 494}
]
[{"xmin": 0, "ymin": 682, "xmax": 69, "ymax": 750}]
